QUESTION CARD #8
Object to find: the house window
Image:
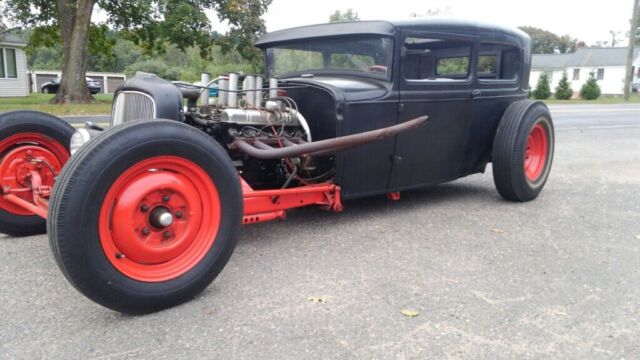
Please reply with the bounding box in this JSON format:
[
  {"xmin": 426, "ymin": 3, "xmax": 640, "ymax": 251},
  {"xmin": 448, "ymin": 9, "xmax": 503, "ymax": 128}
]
[
  {"xmin": 597, "ymin": 68, "xmax": 605, "ymax": 81},
  {"xmin": 573, "ymin": 68, "xmax": 580, "ymax": 81},
  {"xmin": 1, "ymin": 48, "xmax": 18, "ymax": 79}
]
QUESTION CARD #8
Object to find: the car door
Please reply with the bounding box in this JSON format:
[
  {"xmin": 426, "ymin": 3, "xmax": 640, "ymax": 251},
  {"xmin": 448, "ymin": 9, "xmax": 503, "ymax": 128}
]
[{"xmin": 388, "ymin": 31, "xmax": 478, "ymax": 191}]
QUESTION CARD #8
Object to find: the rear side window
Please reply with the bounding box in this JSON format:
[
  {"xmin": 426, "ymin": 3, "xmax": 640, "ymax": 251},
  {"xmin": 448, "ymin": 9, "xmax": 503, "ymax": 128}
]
[
  {"xmin": 478, "ymin": 43, "xmax": 522, "ymax": 81},
  {"xmin": 403, "ymin": 37, "xmax": 472, "ymax": 82}
]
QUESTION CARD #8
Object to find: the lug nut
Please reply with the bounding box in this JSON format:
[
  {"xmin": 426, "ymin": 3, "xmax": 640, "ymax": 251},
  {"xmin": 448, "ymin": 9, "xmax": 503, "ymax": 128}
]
[
  {"xmin": 163, "ymin": 231, "xmax": 172, "ymax": 239},
  {"xmin": 175, "ymin": 211, "xmax": 183, "ymax": 219},
  {"xmin": 141, "ymin": 204, "xmax": 149, "ymax": 212},
  {"xmin": 162, "ymin": 195, "xmax": 170, "ymax": 202},
  {"xmin": 142, "ymin": 227, "xmax": 150, "ymax": 236}
]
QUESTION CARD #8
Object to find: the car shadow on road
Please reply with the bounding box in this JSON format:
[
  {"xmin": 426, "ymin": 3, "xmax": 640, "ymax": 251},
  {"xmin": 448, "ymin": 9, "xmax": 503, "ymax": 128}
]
[{"xmin": 238, "ymin": 179, "xmax": 500, "ymax": 245}]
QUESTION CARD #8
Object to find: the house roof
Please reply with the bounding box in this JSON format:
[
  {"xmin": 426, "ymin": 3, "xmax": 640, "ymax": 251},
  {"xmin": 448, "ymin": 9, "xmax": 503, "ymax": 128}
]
[
  {"xmin": 0, "ymin": 33, "xmax": 28, "ymax": 47},
  {"xmin": 532, "ymin": 47, "xmax": 640, "ymax": 70},
  {"xmin": 531, "ymin": 53, "xmax": 573, "ymax": 70},
  {"xmin": 569, "ymin": 47, "xmax": 639, "ymax": 67}
]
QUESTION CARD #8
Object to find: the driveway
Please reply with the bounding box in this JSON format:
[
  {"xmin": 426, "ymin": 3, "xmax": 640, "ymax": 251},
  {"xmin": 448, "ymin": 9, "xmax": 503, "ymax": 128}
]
[{"xmin": 1, "ymin": 104, "xmax": 639, "ymax": 359}]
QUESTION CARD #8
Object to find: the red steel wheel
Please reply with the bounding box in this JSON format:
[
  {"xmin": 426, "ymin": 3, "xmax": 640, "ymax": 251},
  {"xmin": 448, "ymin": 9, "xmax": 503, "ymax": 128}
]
[
  {"xmin": 524, "ymin": 123, "xmax": 549, "ymax": 182},
  {"xmin": 99, "ymin": 156, "xmax": 221, "ymax": 282},
  {"xmin": 493, "ymin": 100, "xmax": 555, "ymax": 202},
  {"xmin": 0, "ymin": 111, "xmax": 74, "ymax": 237},
  {"xmin": 0, "ymin": 133, "xmax": 69, "ymax": 216},
  {"xmin": 49, "ymin": 120, "xmax": 242, "ymax": 314}
]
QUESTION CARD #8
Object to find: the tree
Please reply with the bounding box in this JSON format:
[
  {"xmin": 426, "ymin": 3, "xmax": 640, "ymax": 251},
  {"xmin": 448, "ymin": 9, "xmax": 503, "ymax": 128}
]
[
  {"xmin": 3, "ymin": 0, "xmax": 272, "ymax": 104},
  {"xmin": 555, "ymin": 72, "xmax": 573, "ymax": 100},
  {"xmin": 581, "ymin": 73, "xmax": 602, "ymax": 100},
  {"xmin": 409, "ymin": 7, "xmax": 451, "ymax": 18},
  {"xmin": 329, "ymin": 9, "xmax": 360, "ymax": 22},
  {"xmin": 533, "ymin": 73, "xmax": 551, "ymax": 100},
  {"xmin": 518, "ymin": 26, "xmax": 578, "ymax": 54}
]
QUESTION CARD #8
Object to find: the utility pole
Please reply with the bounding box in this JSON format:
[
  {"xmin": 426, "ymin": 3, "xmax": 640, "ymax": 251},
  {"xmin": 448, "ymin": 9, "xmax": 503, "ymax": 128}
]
[{"xmin": 624, "ymin": 0, "xmax": 639, "ymax": 101}]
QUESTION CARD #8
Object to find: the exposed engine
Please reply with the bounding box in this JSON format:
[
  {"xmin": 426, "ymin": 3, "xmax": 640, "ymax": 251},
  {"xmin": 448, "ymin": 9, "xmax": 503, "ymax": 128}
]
[{"xmin": 108, "ymin": 73, "xmax": 333, "ymax": 190}]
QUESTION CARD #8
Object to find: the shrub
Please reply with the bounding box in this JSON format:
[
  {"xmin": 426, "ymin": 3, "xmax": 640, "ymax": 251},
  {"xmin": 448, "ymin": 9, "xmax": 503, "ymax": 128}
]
[
  {"xmin": 554, "ymin": 72, "xmax": 573, "ymax": 100},
  {"xmin": 533, "ymin": 72, "xmax": 551, "ymax": 100},
  {"xmin": 580, "ymin": 73, "xmax": 601, "ymax": 100}
]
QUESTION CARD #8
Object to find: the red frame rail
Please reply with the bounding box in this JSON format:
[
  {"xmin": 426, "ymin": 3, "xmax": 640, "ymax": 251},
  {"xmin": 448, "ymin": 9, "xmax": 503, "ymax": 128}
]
[{"xmin": 3, "ymin": 175, "xmax": 343, "ymax": 224}]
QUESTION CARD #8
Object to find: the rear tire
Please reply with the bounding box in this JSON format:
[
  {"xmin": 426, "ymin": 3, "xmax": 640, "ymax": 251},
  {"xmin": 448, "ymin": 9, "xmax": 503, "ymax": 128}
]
[
  {"xmin": 0, "ymin": 111, "xmax": 74, "ymax": 237},
  {"xmin": 48, "ymin": 120, "xmax": 242, "ymax": 314},
  {"xmin": 492, "ymin": 100, "xmax": 555, "ymax": 202}
]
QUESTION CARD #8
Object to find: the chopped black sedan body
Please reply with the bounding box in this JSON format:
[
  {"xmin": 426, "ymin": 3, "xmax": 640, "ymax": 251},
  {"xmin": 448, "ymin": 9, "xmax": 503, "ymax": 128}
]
[
  {"xmin": 0, "ymin": 20, "xmax": 553, "ymax": 314},
  {"xmin": 256, "ymin": 20, "xmax": 533, "ymax": 198}
]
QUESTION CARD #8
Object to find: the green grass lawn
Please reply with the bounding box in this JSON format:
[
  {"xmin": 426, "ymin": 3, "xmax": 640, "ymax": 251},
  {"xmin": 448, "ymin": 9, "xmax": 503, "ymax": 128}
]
[
  {"xmin": 0, "ymin": 93, "xmax": 114, "ymax": 116},
  {"xmin": 543, "ymin": 94, "xmax": 640, "ymax": 105}
]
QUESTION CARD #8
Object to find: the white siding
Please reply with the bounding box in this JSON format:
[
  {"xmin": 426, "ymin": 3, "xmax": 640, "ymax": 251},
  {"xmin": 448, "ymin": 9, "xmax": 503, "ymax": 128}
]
[
  {"xmin": 0, "ymin": 46, "xmax": 29, "ymax": 97},
  {"xmin": 566, "ymin": 66, "xmax": 628, "ymax": 95},
  {"xmin": 529, "ymin": 70, "xmax": 565, "ymax": 92}
]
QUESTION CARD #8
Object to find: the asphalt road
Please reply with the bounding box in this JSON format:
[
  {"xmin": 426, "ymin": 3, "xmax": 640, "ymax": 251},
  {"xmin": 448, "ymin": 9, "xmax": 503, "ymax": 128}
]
[{"xmin": 2, "ymin": 104, "xmax": 640, "ymax": 359}]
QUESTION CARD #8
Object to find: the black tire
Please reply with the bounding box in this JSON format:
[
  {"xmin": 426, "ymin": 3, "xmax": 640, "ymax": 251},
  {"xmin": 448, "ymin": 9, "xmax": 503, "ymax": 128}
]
[
  {"xmin": 492, "ymin": 100, "xmax": 555, "ymax": 202},
  {"xmin": 0, "ymin": 111, "xmax": 74, "ymax": 237},
  {"xmin": 48, "ymin": 120, "xmax": 243, "ymax": 314},
  {"xmin": 42, "ymin": 87, "xmax": 50, "ymax": 94}
]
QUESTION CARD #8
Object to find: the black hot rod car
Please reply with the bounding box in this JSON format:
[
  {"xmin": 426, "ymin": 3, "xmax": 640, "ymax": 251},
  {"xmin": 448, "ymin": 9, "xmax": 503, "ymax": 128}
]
[{"xmin": 0, "ymin": 20, "xmax": 554, "ymax": 313}]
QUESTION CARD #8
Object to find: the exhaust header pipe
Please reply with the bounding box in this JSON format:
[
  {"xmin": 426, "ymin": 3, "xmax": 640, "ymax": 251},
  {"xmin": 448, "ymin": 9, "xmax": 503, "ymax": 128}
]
[{"xmin": 231, "ymin": 116, "xmax": 429, "ymax": 160}]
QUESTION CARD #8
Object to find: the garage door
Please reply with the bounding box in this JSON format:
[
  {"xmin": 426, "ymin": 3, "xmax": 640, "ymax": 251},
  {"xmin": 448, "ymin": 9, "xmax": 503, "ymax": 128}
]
[{"xmin": 107, "ymin": 77, "xmax": 125, "ymax": 94}]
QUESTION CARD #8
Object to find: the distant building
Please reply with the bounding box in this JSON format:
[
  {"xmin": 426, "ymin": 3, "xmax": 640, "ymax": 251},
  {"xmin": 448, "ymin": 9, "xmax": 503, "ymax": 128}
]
[
  {"xmin": 29, "ymin": 71, "xmax": 127, "ymax": 95},
  {"xmin": 530, "ymin": 47, "xmax": 640, "ymax": 96},
  {"xmin": 0, "ymin": 33, "xmax": 29, "ymax": 97}
]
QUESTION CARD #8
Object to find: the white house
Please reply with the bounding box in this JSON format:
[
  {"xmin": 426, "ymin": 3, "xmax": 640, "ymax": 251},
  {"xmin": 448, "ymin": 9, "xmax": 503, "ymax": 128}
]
[
  {"xmin": 0, "ymin": 33, "xmax": 29, "ymax": 97},
  {"xmin": 530, "ymin": 47, "xmax": 640, "ymax": 96}
]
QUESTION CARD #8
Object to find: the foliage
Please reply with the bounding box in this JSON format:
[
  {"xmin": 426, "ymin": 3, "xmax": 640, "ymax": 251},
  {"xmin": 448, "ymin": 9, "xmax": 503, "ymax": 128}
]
[
  {"xmin": 409, "ymin": 8, "xmax": 451, "ymax": 18},
  {"xmin": 3, "ymin": 0, "xmax": 272, "ymax": 102},
  {"xmin": 580, "ymin": 73, "xmax": 602, "ymax": 100},
  {"xmin": 329, "ymin": 9, "xmax": 360, "ymax": 22},
  {"xmin": 518, "ymin": 26, "xmax": 577, "ymax": 54},
  {"xmin": 437, "ymin": 57, "xmax": 469, "ymax": 76},
  {"xmin": 533, "ymin": 72, "xmax": 551, "ymax": 100},
  {"xmin": 554, "ymin": 72, "xmax": 573, "ymax": 100}
]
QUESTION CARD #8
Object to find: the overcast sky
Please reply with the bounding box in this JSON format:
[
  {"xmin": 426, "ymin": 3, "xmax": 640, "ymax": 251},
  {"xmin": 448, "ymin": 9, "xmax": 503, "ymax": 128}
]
[{"xmin": 215, "ymin": 0, "xmax": 636, "ymax": 45}]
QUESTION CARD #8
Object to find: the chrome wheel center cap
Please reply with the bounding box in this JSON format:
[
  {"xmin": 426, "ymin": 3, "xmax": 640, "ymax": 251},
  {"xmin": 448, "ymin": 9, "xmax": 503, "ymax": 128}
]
[{"xmin": 150, "ymin": 207, "xmax": 174, "ymax": 228}]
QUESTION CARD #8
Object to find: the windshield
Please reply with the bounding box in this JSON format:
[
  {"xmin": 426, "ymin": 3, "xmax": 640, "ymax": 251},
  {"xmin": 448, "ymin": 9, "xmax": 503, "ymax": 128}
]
[{"xmin": 266, "ymin": 36, "xmax": 394, "ymax": 80}]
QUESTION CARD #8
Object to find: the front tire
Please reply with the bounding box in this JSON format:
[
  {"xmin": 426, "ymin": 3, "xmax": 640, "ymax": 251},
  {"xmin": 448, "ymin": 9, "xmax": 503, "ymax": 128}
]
[
  {"xmin": 48, "ymin": 120, "xmax": 243, "ymax": 314},
  {"xmin": 492, "ymin": 101, "xmax": 555, "ymax": 202}
]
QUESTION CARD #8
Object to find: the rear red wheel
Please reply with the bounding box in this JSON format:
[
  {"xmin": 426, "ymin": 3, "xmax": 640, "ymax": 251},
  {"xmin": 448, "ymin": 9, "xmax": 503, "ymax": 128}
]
[
  {"xmin": 524, "ymin": 124, "xmax": 549, "ymax": 182},
  {"xmin": 493, "ymin": 101, "xmax": 555, "ymax": 202},
  {"xmin": 99, "ymin": 156, "xmax": 221, "ymax": 282},
  {"xmin": 0, "ymin": 111, "xmax": 74, "ymax": 236}
]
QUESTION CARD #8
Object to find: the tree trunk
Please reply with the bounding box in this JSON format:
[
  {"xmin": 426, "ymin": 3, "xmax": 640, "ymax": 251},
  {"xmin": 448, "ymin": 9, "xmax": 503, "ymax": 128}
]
[{"xmin": 52, "ymin": 0, "xmax": 95, "ymax": 104}]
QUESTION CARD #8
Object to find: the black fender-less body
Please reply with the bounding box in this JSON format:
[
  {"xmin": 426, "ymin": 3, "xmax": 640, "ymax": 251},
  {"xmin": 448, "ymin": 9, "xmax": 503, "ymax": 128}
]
[{"xmin": 256, "ymin": 19, "xmax": 532, "ymax": 199}]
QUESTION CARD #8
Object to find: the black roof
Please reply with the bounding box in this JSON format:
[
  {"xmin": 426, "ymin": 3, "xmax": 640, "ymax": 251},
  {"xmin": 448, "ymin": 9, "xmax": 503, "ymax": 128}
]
[{"xmin": 255, "ymin": 19, "xmax": 529, "ymax": 48}]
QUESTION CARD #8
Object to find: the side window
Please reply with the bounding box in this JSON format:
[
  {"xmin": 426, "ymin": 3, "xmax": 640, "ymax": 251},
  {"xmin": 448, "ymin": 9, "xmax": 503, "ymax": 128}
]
[
  {"xmin": 403, "ymin": 37, "xmax": 472, "ymax": 82},
  {"xmin": 478, "ymin": 43, "xmax": 521, "ymax": 81}
]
